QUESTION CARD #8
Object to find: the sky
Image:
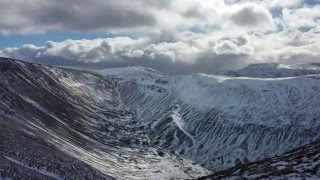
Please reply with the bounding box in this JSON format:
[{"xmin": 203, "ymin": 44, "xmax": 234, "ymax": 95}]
[{"xmin": 0, "ymin": 0, "xmax": 319, "ymax": 74}]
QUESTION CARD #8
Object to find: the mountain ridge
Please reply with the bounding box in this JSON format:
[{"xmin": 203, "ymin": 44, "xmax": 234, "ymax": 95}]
[{"xmin": 1, "ymin": 57, "xmax": 320, "ymax": 179}]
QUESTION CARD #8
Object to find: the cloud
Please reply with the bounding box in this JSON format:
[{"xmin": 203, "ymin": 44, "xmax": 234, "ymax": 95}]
[
  {"xmin": 183, "ymin": 5, "xmax": 206, "ymax": 19},
  {"xmin": 229, "ymin": 3, "xmax": 277, "ymax": 31},
  {"xmin": 2, "ymin": 24, "xmax": 320, "ymax": 74},
  {"xmin": 0, "ymin": 0, "xmax": 279, "ymax": 36},
  {"xmin": 1, "ymin": 0, "xmax": 320, "ymax": 74},
  {"xmin": 0, "ymin": 0, "xmax": 158, "ymax": 35},
  {"xmin": 225, "ymin": 0, "xmax": 303, "ymax": 8},
  {"xmin": 176, "ymin": 1, "xmax": 277, "ymax": 34},
  {"xmin": 0, "ymin": 35, "xmax": 254, "ymax": 74},
  {"xmin": 282, "ymin": 5, "xmax": 320, "ymax": 29},
  {"xmin": 258, "ymin": 0, "xmax": 303, "ymax": 9},
  {"xmin": 213, "ymin": 36, "xmax": 255, "ymax": 55},
  {"xmin": 250, "ymin": 29, "xmax": 320, "ymax": 63}
]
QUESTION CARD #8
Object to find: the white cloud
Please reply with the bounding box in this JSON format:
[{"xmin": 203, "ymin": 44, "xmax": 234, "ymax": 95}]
[
  {"xmin": 258, "ymin": 0, "xmax": 303, "ymax": 9},
  {"xmin": 0, "ymin": 34, "xmax": 254, "ymax": 74},
  {"xmin": 144, "ymin": 42, "xmax": 201, "ymax": 63},
  {"xmin": 250, "ymin": 29, "xmax": 320, "ymax": 63},
  {"xmin": 225, "ymin": 0, "xmax": 303, "ymax": 9},
  {"xmin": 229, "ymin": 3, "xmax": 277, "ymax": 31},
  {"xmin": 213, "ymin": 36, "xmax": 255, "ymax": 55},
  {"xmin": 175, "ymin": 1, "xmax": 277, "ymax": 33},
  {"xmin": 0, "ymin": 0, "xmax": 278, "ymax": 36},
  {"xmin": 282, "ymin": 5, "xmax": 320, "ymax": 29},
  {"xmin": 1, "ymin": 0, "xmax": 319, "ymax": 74}
]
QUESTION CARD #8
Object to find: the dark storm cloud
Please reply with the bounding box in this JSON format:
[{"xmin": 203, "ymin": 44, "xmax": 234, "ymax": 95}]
[{"xmin": 0, "ymin": 0, "xmax": 157, "ymax": 34}]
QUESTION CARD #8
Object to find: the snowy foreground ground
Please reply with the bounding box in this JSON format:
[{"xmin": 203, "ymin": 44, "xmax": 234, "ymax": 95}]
[{"xmin": 1, "ymin": 57, "xmax": 320, "ymax": 179}]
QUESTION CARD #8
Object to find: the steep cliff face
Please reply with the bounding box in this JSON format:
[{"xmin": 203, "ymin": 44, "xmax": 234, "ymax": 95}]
[{"xmin": 1, "ymin": 57, "xmax": 320, "ymax": 179}]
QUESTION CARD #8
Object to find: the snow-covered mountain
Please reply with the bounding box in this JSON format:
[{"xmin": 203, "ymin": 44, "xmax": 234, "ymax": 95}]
[
  {"xmin": 220, "ymin": 63, "xmax": 320, "ymax": 78},
  {"xmin": 0, "ymin": 58, "xmax": 209, "ymax": 180},
  {"xmin": 1, "ymin": 57, "xmax": 320, "ymax": 179}
]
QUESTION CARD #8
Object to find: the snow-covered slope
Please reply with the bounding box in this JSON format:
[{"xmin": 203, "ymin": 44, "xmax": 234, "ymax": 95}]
[
  {"xmin": 1, "ymin": 57, "xmax": 320, "ymax": 179},
  {"xmin": 220, "ymin": 63, "xmax": 320, "ymax": 78},
  {"xmin": 0, "ymin": 58, "xmax": 209, "ymax": 179},
  {"xmin": 98, "ymin": 63, "xmax": 320, "ymax": 172}
]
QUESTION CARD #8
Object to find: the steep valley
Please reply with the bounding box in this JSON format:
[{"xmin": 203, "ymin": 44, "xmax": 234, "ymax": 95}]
[{"xmin": 1, "ymin": 57, "xmax": 320, "ymax": 179}]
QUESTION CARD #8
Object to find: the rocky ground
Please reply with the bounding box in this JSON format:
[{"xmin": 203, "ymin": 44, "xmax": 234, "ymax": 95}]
[
  {"xmin": 0, "ymin": 116, "xmax": 113, "ymax": 180},
  {"xmin": 198, "ymin": 141, "xmax": 320, "ymax": 179}
]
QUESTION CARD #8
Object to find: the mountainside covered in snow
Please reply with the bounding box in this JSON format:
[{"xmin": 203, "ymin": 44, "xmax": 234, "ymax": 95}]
[
  {"xmin": 0, "ymin": 58, "xmax": 209, "ymax": 180},
  {"xmin": 1, "ymin": 57, "xmax": 320, "ymax": 179},
  {"xmin": 219, "ymin": 63, "xmax": 320, "ymax": 78}
]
